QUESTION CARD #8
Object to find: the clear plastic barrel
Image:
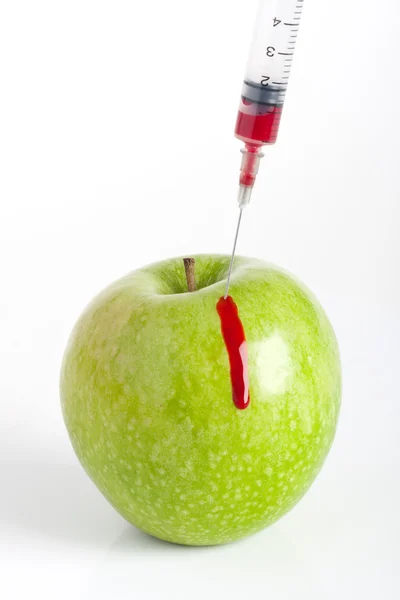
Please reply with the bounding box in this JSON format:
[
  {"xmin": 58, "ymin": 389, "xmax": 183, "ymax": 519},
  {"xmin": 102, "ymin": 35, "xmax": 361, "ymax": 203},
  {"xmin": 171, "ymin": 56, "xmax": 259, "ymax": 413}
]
[{"xmin": 235, "ymin": 0, "xmax": 304, "ymax": 145}]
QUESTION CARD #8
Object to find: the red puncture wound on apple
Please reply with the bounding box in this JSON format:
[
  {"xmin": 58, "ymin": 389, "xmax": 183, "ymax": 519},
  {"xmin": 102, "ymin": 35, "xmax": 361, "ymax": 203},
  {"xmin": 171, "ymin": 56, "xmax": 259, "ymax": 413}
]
[{"xmin": 216, "ymin": 296, "xmax": 250, "ymax": 410}]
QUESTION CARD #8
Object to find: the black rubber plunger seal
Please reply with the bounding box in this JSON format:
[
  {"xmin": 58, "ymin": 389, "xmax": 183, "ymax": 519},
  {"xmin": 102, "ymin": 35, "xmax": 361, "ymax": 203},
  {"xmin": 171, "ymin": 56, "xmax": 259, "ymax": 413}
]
[{"xmin": 242, "ymin": 80, "xmax": 286, "ymax": 106}]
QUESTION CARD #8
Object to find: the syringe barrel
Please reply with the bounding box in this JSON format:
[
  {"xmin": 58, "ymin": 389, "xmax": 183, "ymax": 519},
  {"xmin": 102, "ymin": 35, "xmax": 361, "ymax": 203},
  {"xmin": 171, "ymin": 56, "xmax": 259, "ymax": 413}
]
[{"xmin": 235, "ymin": 0, "xmax": 304, "ymax": 145}]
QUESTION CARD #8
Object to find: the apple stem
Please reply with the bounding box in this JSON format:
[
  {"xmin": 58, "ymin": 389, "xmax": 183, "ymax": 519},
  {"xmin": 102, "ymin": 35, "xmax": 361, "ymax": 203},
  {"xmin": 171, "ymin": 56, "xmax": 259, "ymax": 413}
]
[{"xmin": 183, "ymin": 258, "xmax": 196, "ymax": 292}]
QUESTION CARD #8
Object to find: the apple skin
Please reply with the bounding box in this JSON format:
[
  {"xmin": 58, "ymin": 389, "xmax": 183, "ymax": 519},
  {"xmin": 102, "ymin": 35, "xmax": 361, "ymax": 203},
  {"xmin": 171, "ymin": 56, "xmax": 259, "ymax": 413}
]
[{"xmin": 60, "ymin": 255, "xmax": 341, "ymax": 546}]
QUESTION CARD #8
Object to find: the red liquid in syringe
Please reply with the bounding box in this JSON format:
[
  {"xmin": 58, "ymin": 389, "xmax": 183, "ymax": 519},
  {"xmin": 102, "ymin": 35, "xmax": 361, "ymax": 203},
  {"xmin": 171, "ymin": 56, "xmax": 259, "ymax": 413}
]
[
  {"xmin": 235, "ymin": 99, "xmax": 282, "ymax": 188},
  {"xmin": 235, "ymin": 99, "xmax": 282, "ymax": 146}
]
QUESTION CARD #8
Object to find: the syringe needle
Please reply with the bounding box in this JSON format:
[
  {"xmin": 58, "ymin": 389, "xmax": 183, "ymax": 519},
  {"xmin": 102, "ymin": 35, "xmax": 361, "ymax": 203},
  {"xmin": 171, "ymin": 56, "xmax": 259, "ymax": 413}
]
[{"xmin": 224, "ymin": 208, "xmax": 243, "ymax": 299}]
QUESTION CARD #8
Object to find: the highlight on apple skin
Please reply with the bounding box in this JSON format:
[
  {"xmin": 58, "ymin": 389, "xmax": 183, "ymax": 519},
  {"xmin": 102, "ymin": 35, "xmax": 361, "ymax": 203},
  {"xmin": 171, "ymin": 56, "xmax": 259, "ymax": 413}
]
[{"xmin": 60, "ymin": 255, "xmax": 341, "ymax": 546}]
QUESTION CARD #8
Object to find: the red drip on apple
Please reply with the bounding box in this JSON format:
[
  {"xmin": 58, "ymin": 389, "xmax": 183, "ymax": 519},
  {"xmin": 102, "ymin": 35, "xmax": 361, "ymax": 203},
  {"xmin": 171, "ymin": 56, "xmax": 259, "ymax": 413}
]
[
  {"xmin": 216, "ymin": 296, "xmax": 250, "ymax": 410},
  {"xmin": 183, "ymin": 259, "xmax": 250, "ymax": 410}
]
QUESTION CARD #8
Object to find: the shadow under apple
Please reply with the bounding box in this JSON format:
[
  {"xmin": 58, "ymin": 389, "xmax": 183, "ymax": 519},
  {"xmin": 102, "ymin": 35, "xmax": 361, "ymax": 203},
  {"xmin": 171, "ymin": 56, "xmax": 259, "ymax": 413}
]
[{"xmin": 0, "ymin": 452, "xmax": 128, "ymax": 546}]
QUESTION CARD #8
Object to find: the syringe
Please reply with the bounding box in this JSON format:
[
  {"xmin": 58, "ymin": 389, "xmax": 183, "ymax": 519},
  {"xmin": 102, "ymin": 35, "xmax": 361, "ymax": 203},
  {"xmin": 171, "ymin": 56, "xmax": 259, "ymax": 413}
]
[{"xmin": 224, "ymin": 0, "xmax": 305, "ymax": 297}]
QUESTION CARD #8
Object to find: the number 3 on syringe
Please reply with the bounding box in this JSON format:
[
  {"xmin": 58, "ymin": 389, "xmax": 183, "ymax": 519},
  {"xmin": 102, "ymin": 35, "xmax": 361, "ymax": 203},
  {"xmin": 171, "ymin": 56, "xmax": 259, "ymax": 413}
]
[{"xmin": 262, "ymin": 15, "xmax": 281, "ymax": 84}]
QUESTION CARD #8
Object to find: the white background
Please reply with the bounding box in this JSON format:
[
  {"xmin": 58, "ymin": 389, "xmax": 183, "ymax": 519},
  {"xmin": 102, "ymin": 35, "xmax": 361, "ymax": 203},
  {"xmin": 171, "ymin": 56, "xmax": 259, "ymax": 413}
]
[{"xmin": 1, "ymin": 0, "xmax": 399, "ymax": 598}]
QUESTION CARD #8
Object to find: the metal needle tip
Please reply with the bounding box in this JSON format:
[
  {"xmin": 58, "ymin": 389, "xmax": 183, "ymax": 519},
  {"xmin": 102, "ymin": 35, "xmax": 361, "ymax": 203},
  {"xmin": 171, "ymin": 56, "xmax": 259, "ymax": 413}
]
[{"xmin": 224, "ymin": 208, "xmax": 243, "ymax": 299}]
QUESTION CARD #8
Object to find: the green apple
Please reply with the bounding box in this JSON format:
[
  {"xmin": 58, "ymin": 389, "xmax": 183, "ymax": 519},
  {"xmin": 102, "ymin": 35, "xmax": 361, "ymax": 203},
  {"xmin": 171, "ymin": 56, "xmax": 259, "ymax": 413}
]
[{"xmin": 60, "ymin": 255, "xmax": 341, "ymax": 546}]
